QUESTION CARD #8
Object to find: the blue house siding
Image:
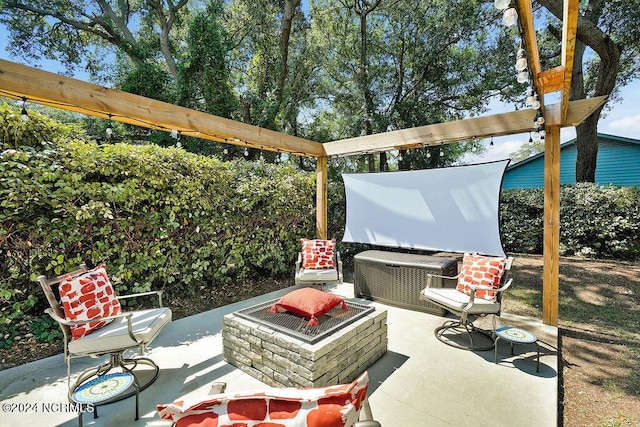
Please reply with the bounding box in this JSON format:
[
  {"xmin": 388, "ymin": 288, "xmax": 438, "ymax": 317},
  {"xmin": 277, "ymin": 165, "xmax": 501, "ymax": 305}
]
[
  {"xmin": 502, "ymin": 134, "xmax": 640, "ymax": 189},
  {"xmin": 595, "ymin": 141, "xmax": 640, "ymax": 186}
]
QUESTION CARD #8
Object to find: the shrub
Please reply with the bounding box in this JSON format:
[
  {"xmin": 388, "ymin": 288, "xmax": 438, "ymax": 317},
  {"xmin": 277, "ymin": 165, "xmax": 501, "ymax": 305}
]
[
  {"xmin": 500, "ymin": 188, "xmax": 544, "ymax": 254},
  {"xmin": 500, "ymin": 185, "xmax": 640, "ymax": 260},
  {"xmin": 0, "ymin": 103, "xmax": 316, "ymax": 343}
]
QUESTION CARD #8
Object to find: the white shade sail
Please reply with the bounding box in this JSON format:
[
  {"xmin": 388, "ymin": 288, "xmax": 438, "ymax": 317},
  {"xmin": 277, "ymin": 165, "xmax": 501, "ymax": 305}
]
[{"xmin": 342, "ymin": 160, "xmax": 510, "ymax": 257}]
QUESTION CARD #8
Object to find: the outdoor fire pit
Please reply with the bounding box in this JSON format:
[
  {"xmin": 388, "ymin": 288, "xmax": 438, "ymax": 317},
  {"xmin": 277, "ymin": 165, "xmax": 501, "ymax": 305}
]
[{"xmin": 222, "ymin": 297, "xmax": 387, "ymax": 388}]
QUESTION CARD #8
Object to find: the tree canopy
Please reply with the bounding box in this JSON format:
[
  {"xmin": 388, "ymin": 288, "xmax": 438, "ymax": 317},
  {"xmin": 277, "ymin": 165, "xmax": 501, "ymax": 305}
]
[
  {"xmin": 535, "ymin": 0, "xmax": 640, "ymax": 181},
  {"xmin": 4, "ymin": 0, "xmax": 633, "ymax": 177}
]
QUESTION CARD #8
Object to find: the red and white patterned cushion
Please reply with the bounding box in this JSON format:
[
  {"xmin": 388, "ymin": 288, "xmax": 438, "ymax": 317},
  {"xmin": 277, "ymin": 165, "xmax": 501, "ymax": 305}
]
[
  {"xmin": 456, "ymin": 253, "xmax": 507, "ymax": 301},
  {"xmin": 59, "ymin": 264, "xmax": 122, "ymax": 340},
  {"xmin": 157, "ymin": 371, "xmax": 370, "ymax": 427},
  {"xmin": 301, "ymin": 238, "xmax": 336, "ymax": 270}
]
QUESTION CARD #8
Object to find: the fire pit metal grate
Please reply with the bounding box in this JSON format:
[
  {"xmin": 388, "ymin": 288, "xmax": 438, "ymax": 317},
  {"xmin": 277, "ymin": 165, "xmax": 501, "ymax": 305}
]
[{"xmin": 234, "ymin": 298, "xmax": 375, "ymax": 344}]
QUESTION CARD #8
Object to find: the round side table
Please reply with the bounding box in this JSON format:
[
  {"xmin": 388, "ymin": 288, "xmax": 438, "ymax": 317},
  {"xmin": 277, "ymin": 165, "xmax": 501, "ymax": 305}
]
[
  {"xmin": 494, "ymin": 326, "xmax": 540, "ymax": 372},
  {"xmin": 71, "ymin": 372, "xmax": 139, "ymax": 427}
]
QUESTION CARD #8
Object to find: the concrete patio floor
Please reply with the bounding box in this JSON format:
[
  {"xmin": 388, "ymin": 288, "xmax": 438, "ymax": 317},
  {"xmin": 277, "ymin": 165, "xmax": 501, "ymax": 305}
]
[{"xmin": 0, "ymin": 283, "xmax": 558, "ymax": 427}]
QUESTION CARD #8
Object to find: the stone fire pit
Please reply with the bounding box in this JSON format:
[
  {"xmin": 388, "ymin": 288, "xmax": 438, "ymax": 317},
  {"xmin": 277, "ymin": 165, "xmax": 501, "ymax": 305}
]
[{"xmin": 222, "ymin": 298, "xmax": 387, "ymax": 388}]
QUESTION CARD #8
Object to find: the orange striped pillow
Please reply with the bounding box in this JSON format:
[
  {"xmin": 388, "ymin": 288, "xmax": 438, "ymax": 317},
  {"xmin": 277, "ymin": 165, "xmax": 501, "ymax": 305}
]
[{"xmin": 456, "ymin": 253, "xmax": 507, "ymax": 301}]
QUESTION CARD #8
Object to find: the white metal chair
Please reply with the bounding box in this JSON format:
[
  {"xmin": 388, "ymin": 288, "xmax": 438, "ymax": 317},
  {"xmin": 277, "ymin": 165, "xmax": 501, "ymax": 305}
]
[
  {"xmin": 420, "ymin": 254, "xmax": 514, "ymax": 351},
  {"xmin": 37, "ymin": 264, "xmax": 172, "ymax": 402},
  {"xmin": 295, "ymin": 251, "xmax": 343, "ymax": 286},
  {"xmin": 295, "ymin": 238, "xmax": 343, "ymax": 286}
]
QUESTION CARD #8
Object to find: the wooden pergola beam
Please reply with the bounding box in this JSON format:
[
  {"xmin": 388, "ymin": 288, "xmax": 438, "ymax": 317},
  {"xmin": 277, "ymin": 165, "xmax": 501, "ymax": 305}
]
[
  {"xmin": 516, "ymin": 0, "xmax": 544, "ymax": 108},
  {"xmin": 540, "ymin": 0, "xmax": 579, "ymax": 327},
  {"xmin": 0, "ymin": 59, "xmax": 325, "ymax": 157},
  {"xmin": 538, "ymin": 66, "xmax": 565, "ymax": 94},
  {"xmin": 560, "ymin": 0, "xmax": 579, "ymax": 122},
  {"xmin": 323, "ymin": 97, "xmax": 606, "ymax": 157},
  {"xmin": 324, "ymin": 109, "xmax": 533, "ymax": 156},
  {"xmin": 546, "ymin": 95, "xmax": 606, "ymax": 127},
  {"xmin": 316, "ymin": 157, "xmax": 329, "ymax": 240}
]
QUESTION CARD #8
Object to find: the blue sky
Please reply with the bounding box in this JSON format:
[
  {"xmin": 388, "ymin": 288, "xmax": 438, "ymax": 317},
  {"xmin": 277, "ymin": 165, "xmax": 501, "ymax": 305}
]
[
  {"xmin": 471, "ymin": 79, "xmax": 640, "ymax": 163},
  {"xmin": 1, "ymin": 20, "xmax": 638, "ymax": 163}
]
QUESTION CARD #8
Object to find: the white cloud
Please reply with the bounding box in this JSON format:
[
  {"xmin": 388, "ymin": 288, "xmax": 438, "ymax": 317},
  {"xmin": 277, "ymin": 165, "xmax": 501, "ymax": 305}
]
[
  {"xmin": 606, "ymin": 113, "xmax": 640, "ymax": 135},
  {"xmin": 463, "ymin": 136, "xmax": 527, "ymax": 164}
]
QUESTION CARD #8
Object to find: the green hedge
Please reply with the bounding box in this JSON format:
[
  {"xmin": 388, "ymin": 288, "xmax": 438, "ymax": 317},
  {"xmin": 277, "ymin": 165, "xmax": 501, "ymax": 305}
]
[
  {"xmin": 501, "ymin": 185, "xmax": 640, "ymax": 260},
  {"xmin": 0, "ymin": 104, "xmax": 316, "ymax": 346}
]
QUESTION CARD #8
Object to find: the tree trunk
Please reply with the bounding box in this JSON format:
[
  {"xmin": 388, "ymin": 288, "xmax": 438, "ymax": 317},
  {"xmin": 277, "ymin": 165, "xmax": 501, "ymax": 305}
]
[
  {"xmin": 572, "ymin": 38, "xmax": 600, "ymax": 182},
  {"xmin": 276, "ymin": 0, "xmax": 300, "ymax": 106},
  {"xmin": 574, "ymin": 115, "xmax": 600, "ymax": 182},
  {"xmin": 379, "ymin": 152, "xmax": 388, "ymax": 171}
]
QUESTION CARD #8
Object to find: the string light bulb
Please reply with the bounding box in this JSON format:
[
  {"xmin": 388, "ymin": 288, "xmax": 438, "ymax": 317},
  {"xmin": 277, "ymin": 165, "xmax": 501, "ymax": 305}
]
[
  {"xmin": 489, "ymin": 136, "xmax": 494, "ymax": 150},
  {"xmin": 502, "ymin": 7, "xmax": 518, "ymax": 26},
  {"xmin": 20, "ymin": 97, "xmax": 29, "ymax": 123},
  {"xmin": 106, "ymin": 114, "xmax": 113, "ymax": 138},
  {"xmin": 525, "ymin": 87, "xmax": 535, "ymax": 107},
  {"xmin": 515, "ymin": 48, "xmax": 527, "ymax": 72},
  {"xmin": 494, "ymin": 0, "xmax": 510, "ymax": 10},
  {"xmin": 533, "ymin": 109, "xmax": 545, "ymax": 128},
  {"xmin": 170, "ymin": 129, "xmax": 178, "ymax": 139},
  {"xmin": 517, "ymin": 70, "xmax": 528, "ymax": 84},
  {"xmin": 439, "ymin": 144, "xmax": 444, "ymax": 157},
  {"xmin": 532, "ymin": 94, "xmax": 540, "ymax": 110}
]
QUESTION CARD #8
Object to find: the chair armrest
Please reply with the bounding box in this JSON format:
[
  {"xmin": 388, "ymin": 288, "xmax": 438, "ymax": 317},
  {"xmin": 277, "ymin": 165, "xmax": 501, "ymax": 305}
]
[
  {"xmin": 45, "ymin": 308, "xmax": 138, "ymax": 344},
  {"xmin": 354, "ymin": 422, "xmax": 382, "ymax": 427},
  {"xmin": 467, "ymin": 277, "xmax": 513, "ymax": 294},
  {"xmin": 118, "ymin": 290, "xmax": 165, "ymax": 307},
  {"xmin": 295, "ymin": 252, "xmax": 302, "ymax": 270},
  {"xmin": 462, "ymin": 277, "xmax": 513, "ymax": 310},
  {"xmin": 45, "ymin": 307, "xmax": 133, "ymax": 327},
  {"xmin": 425, "ymin": 272, "xmax": 459, "ymax": 288}
]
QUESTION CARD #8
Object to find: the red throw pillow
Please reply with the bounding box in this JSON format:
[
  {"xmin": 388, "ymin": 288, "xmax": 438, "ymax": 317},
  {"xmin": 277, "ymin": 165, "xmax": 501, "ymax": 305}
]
[
  {"xmin": 59, "ymin": 264, "xmax": 122, "ymax": 339},
  {"xmin": 301, "ymin": 238, "xmax": 336, "ymax": 270},
  {"xmin": 456, "ymin": 253, "xmax": 507, "ymax": 301},
  {"xmin": 271, "ymin": 288, "xmax": 346, "ymax": 326}
]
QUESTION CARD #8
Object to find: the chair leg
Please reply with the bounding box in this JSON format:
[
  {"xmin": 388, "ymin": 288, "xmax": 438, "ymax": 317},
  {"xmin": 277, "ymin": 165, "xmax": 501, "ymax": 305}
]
[{"xmin": 434, "ymin": 319, "xmax": 495, "ymax": 351}]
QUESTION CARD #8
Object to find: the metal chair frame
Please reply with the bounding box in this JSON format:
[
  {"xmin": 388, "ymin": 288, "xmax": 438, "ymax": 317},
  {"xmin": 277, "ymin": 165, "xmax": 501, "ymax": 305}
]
[
  {"xmin": 421, "ymin": 256, "xmax": 514, "ymax": 351},
  {"xmin": 37, "ymin": 264, "xmax": 169, "ymax": 405}
]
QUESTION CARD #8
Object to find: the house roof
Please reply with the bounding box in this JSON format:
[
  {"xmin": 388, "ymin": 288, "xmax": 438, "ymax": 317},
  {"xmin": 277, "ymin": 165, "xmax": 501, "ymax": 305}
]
[{"xmin": 506, "ymin": 133, "xmax": 640, "ymax": 171}]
